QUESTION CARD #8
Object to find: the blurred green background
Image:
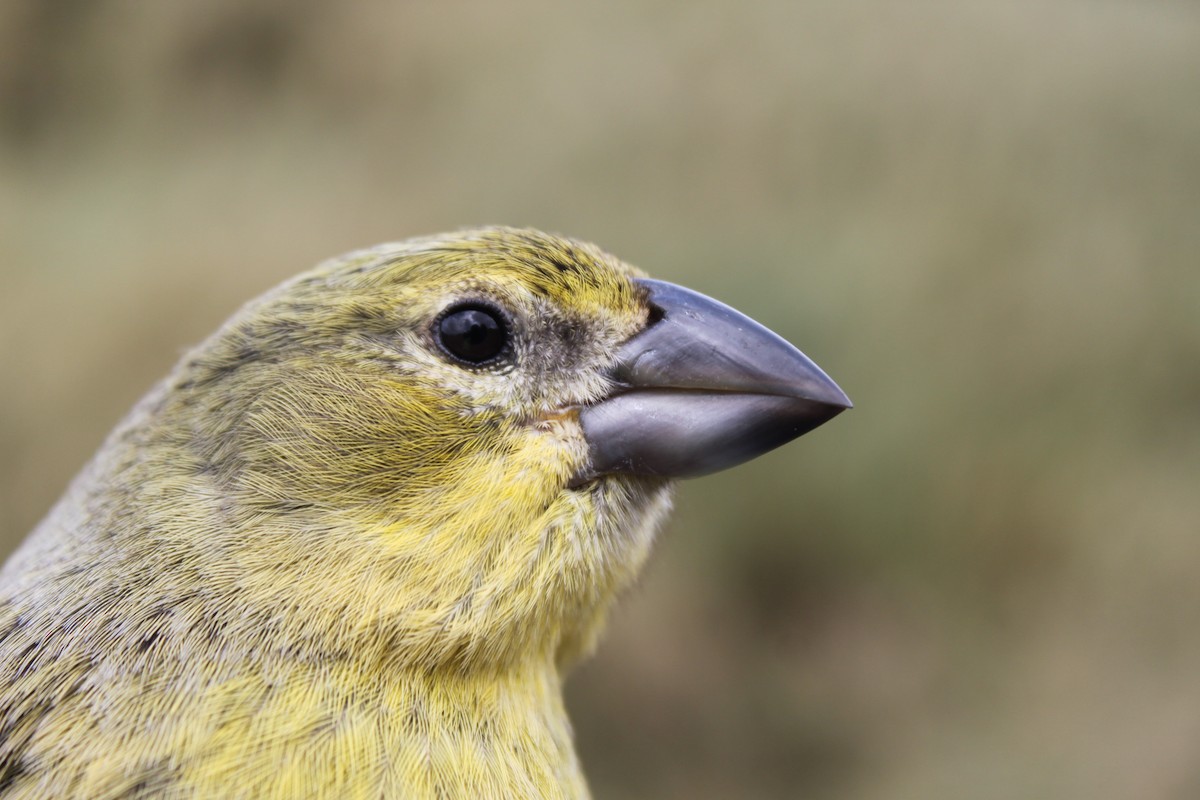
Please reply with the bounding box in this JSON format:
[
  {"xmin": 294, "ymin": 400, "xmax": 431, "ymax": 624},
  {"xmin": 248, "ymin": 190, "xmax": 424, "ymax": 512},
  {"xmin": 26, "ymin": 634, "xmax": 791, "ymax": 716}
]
[{"xmin": 2, "ymin": 2, "xmax": 1199, "ymax": 798}]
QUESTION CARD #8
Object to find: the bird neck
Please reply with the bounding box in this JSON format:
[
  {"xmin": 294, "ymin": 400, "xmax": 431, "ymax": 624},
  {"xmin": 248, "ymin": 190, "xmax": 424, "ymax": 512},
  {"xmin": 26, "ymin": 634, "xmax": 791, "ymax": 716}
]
[
  {"xmin": 210, "ymin": 655, "xmax": 594, "ymax": 799},
  {"xmin": 382, "ymin": 661, "xmax": 591, "ymax": 798}
]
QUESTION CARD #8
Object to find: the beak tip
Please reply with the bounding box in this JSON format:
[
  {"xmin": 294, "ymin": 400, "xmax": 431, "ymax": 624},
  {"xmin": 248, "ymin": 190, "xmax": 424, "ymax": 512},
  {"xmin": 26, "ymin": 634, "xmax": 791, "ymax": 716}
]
[{"xmin": 788, "ymin": 359, "xmax": 852, "ymax": 412}]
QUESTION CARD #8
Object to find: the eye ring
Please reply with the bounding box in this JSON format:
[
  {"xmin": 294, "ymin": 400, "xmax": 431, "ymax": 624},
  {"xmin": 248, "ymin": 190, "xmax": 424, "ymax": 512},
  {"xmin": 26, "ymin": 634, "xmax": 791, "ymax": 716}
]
[{"xmin": 434, "ymin": 302, "xmax": 512, "ymax": 367}]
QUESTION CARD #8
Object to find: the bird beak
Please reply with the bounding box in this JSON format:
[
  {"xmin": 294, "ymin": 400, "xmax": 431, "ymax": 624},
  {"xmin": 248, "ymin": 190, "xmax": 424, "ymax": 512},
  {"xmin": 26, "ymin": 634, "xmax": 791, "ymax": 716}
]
[{"xmin": 575, "ymin": 278, "xmax": 851, "ymax": 482}]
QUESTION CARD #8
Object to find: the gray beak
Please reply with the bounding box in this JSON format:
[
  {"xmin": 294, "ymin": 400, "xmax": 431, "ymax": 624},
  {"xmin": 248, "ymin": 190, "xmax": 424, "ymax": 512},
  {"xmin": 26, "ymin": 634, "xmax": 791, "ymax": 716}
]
[{"xmin": 575, "ymin": 278, "xmax": 851, "ymax": 482}]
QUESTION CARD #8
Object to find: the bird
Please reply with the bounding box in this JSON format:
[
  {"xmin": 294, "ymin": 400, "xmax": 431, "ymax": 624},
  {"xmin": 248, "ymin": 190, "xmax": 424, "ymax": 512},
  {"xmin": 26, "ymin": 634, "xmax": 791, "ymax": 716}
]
[{"xmin": 0, "ymin": 227, "xmax": 850, "ymax": 799}]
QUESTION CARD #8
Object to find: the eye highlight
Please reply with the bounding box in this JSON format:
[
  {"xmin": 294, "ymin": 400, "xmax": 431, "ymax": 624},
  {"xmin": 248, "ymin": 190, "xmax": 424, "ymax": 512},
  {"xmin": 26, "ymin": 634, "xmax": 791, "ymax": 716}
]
[{"xmin": 435, "ymin": 303, "xmax": 510, "ymax": 366}]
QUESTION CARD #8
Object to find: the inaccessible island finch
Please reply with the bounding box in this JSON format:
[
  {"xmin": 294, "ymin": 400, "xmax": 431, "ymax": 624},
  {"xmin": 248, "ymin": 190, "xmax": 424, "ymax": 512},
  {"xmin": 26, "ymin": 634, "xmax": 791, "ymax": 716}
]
[{"xmin": 0, "ymin": 228, "xmax": 850, "ymax": 799}]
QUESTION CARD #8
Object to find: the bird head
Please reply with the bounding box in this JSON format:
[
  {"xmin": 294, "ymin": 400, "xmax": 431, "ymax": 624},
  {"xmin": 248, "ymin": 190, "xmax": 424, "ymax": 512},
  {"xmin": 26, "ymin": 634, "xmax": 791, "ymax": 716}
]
[{"xmin": 134, "ymin": 227, "xmax": 848, "ymax": 673}]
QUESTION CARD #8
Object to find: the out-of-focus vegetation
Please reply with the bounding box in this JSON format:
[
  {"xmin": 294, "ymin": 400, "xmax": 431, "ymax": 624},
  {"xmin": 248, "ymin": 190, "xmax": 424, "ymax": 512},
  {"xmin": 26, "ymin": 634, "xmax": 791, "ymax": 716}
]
[{"xmin": 2, "ymin": 2, "xmax": 1198, "ymax": 798}]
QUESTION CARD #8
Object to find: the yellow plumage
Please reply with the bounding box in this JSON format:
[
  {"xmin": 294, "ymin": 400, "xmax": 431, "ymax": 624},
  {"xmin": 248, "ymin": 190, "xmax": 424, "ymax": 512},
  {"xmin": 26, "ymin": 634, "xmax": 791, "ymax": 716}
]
[{"xmin": 0, "ymin": 228, "xmax": 848, "ymax": 798}]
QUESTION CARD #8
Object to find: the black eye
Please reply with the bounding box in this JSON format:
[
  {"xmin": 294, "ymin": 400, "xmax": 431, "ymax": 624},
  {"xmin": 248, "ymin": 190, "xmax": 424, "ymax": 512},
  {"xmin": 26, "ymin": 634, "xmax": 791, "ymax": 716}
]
[{"xmin": 436, "ymin": 304, "xmax": 509, "ymax": 365}]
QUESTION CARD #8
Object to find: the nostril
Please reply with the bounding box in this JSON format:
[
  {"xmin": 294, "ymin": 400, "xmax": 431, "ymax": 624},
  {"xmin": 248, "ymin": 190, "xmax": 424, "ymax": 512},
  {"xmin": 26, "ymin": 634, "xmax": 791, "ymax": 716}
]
[{"xmin": 613, "ymin": 347, "xmax": 657, "ymax": 386}]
